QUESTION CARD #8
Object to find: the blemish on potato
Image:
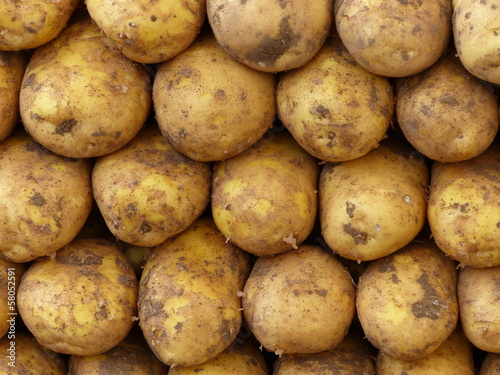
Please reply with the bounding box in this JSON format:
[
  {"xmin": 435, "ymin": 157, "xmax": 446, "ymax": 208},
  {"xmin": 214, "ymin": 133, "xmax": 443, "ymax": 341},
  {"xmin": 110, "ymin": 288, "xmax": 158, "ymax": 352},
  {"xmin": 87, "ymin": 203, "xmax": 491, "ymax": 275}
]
[
  {"xmin": 346, "ymin": 201, "xmax": 356, "ymax": 218},
  {"xmin": 343, "ymin": 223, "xmax": 368, "ymax": 245},
  {"xmin": 30, "ymin": 192, "xmax": 46, "ymax": 206},
  {"xmin": 411, "ymin": 273, "xmax": 444, "ymax": 320},
  {"xmin": 55, "ymin": 119, "xmax": 77, "ymax": 135}
]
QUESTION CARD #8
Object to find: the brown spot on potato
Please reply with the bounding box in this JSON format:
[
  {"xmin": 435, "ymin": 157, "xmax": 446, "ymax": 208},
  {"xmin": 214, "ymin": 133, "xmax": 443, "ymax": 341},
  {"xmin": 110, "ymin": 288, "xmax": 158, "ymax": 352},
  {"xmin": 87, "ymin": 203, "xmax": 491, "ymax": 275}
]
[
  {"xmin": 57, "ymin": 250, "xmax": 103, "ymax": 266},
  {"xmin": 346, "ymin": 201, "xmax": 356, "ymax": 218},
  {"xmin": 140, "ymin": 223, "xmax": 152, "ymax": 234},
  {"xmin": 23, "ymin": 73, "xmax": 35, "ymax": 88},
  {"xmin": 343, "ymin": 223, "xmax": 367, "ymax": 245},
  {"xmin": 118, "ymin": 274, "xmax": 135, "ymax": 287},
  {"xmin": 378, "ymin": 257, "xmax": 396, "ymax": 273},
  {"xmin": 310, "ymin": 105, "xmax": 331, "ymax": 118},
  {"xmin": 391, "ymin": 274, "xmax": 400, "ymax": 283},
  {"xmin": 55, "ymin": 119, "xmax": 77, "ymax": 135},
  {"xmin": 411, "ymin": 273, "xmax": 443, "ymax": 320},
  {"xmin": 94, "ymin": 306, "xmax": 108, "ymax": 320},
  {"xmin": 30, "ymin": 192, "xmax": 46, "ymax": 206},
  {"xmin": 439, "ymin": 94, "xmax": 459, "ymax": 105}
]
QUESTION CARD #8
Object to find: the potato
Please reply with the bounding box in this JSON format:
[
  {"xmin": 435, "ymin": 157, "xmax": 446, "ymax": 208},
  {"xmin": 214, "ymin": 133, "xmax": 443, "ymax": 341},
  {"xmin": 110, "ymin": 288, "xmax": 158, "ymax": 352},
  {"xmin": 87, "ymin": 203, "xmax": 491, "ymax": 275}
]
[
  {"xmin": 458, "ymin": 265, "xmax": 500, "ymax": 353},
  {"xmin": 138, "ymin": 216, "xmax": 251, "ymax": 367},
  {"xmin": 376, "ymin": 329, "xmax": 475, "ymax": 375},
  {"xmin": 168, "ymin": 338, "xmax": 268, "ymax": 375},
  {"xmin": 0, "ymin": 129, "xmax": 93, "ymax": 263},
  {"xmin": 19, "ymin": 18, "xmax": 152, "ymax": 158},
  {"xmin": 212, "ymin": 131, "xmax": 319, "ymax": 257},
  {"xmin": 243, "ymin": 244, "xmax": 356, "ymax": 355},
  {"xmin": 479, "ymin": 352, "xmax": 500, "ymax": 375},
  {"xmin": 319, "ymin": 136, "xmax": 429, "ymax": 261},
  {"xmin": 0, "ymin": 331, "xmax": 67, "ymax": 374},
  {"xmin": 453, "ymin": 0, "xmax": 500, "ymax": 84},
  {"xmin": 153, "ymin": 33, "xmax": 276, "ymax": 162},
  {"xmin": 0, "ymin": 259, "xmax": 26, "ymax": 340},
  {"xmin": 92, "ymin": 124, "xmax": 212, "ymax": 247},
  {"xmin": 0, "ymin": 0, "xmax": 79, "ymax": 51},
  {"xmin": 277, "ymin": 34, "xmax": 394, "ymax": 162},
  {"xmin": 86, "ymin": 0, "xmax": 206, "ymax": 64},
  {"xmin": 356, "ymin": 240, "xmax": 459, "ymax": 360},
  {"xmin": 335, "ymin": 0, "xmax": 452, "ymax": 77},
  {"xmin": 17, "ymin": 238, "xmax": 138, "ymax": 356},
  {"xmin": 0, "ymin": 51, "xmax": 27, "ymax": 142},
  {"xmin": 427, "ymin": 144, "xmax": 500, "ymax": 267},
  {"xmin": 396, "ymin": 51, "xmax": 498, "ymax": 162},
  {"xmin": 273, "ymin": 326, "xmax": 375, "ymax": 375},
  {"xmin": 207, "ymin": 0, "xmax": 333, "ymax": 72}
]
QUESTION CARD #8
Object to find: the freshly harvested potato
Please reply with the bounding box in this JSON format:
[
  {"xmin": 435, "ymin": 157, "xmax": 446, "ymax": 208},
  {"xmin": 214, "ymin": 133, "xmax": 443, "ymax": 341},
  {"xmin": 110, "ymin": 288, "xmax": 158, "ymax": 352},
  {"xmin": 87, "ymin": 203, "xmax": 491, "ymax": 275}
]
[
  {"xmin": 453, "ymin": 0, "xmax": 500, "ymax": 84},
  {"xmin": 17, "ymin": 238, "xmax": 138, "ymax": 356},
  {"xmin": 138, "ymin": 216, "xmax": 251, "ymax": 367},
  {"xmin": 319, "ymin": 136, "xmax": 429, "ymax": 261},
  {"xmin": 86, "ymin": 0, "xmax": 206, "ymax": 64},
  {"xmin": 168, "ymin": 338, "xmax": 268, "ymax": 375},
  {"xmin": 357, "ymin": 240, "xmax": 459, "ymax": 360},
  {"xmin": 0, "ymin": 129, "xmax": 93, "ymax": 263},
  {"xmin": 0, "ymin": 0, "xmax": 79, "ymax": 51},
  {"xmin": 458, "ymin": 265, "xmax": 500, "ymax": 353},
  {"xmin": 153, "ymin": 33, "xmax": 276, "ymax": 162},
  {"xmin": 243, "ymin": 244, "xmax": 356, "ymax": 355},
  {"xmin": 207, "ymin": 0, "xmax": 333, "ymax": 72},
  {"xmin": 0, "ymin": 331, "xmax": 67, "ymax": 374},
  {"xmin": 92, "ymin": 124, "xmax": 212, "ymax": 247},
  {"xmin": 273, "ymin": 327, "xmax": 375, "ymax": 374},
  {"xmin": 376, "ymin": 329, "xmax": 475, "ymax": 375},
  {"xmin": 427, "ymin": 144, "xmax": 500, "ymax": 267},
  {"xmin": 479, "ymin": 352, "xmax": 500, "ymax": 375},
  {"xmin": 335, "ymin": 0, "xmax": 452, "ymax": 77},
  {"xmin": 277, "ymin": 34, "xmax": 393, "ymax": 162},
  {"xmin": 0, "ymin": 51, "xmax": 27, "ymax": 142},
  {"xmin": 396, "ymin": 51, "xmax": 498, "ymax": 162},
  {"xmin": 212, "ymin": 131, "xmax": 319, "ymax": 257},
  {"xmin": 0, "ymin": 259, "xmax": 26, "ymax": 339},
  {"xmin": 19, "ymin": 18, "xmax": 151, "ymax": 158}
]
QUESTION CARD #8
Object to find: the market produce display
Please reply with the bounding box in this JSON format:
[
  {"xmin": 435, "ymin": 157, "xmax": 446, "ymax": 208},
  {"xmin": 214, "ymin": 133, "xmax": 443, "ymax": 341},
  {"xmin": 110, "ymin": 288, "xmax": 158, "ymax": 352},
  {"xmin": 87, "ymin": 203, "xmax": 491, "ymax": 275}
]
[{"xmin": 0, "ymin": 0, "xmax": 498, "ymax": 374}]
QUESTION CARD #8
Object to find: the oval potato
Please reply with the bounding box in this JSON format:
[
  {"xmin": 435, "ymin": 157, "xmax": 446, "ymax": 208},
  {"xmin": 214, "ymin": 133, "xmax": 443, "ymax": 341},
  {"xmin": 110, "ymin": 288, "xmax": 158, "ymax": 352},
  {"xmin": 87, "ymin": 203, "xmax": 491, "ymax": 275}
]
[{"xmin": 479, "ymin": 352, "xmax": 500, "ymax": 375}]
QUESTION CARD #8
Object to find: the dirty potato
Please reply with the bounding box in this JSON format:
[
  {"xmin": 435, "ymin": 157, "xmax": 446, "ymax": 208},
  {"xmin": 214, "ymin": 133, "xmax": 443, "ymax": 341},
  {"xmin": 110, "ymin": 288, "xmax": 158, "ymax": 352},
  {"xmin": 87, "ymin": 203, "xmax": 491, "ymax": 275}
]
[{"xmin": 479, "ymin": 352, "xmax": 500, "ymax": 375}]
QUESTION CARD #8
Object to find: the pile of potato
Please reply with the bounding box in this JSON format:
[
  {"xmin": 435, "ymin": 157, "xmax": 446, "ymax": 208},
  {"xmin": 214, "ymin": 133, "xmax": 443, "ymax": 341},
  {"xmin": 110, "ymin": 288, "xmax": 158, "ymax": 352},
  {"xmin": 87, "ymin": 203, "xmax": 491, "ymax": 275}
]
[{"xmin": 0, "ymin": 0, "xmax": 499, "ymax": 374}]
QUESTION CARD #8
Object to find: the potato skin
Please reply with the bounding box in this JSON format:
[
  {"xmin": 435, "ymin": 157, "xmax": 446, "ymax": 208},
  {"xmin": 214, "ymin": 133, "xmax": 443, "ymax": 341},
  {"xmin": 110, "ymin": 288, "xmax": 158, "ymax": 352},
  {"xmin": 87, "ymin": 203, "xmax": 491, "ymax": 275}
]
[
  {"xmin": 19, "ymin": 18, "xmax": 152, "ymax": 158},
  {"xmin": 427, "ymin": 144, "xmax": 500, "ymax": 267},
  {"xmin": 319, "ymin": 137, "xmax": 429, "ymax": 261},
  {"xmin": 153, "ymin": 33, "xmax": 276, "ymax": 162},
  {"xmin": 356, "ymin": 241, "xmax": 459, "ymax": 360},
  {"xmin": 479, "ymin": 352, "xmax": 500, "ymax": 375},
  {"xmin": 138, "ymin": 216, "xmax": 251, "ymax": 368},
  {"xmin": 335, "ymin": 0, "xmax": 452, "ymax": 77},
  {"xmin": 277, "ymin": 34, "xmax": 393, "ymax": 162},
  {"xmin": 207, "ymin": 0, "xmax": 333, "ymax": 72},
  {"xmin": 86, "ymin": 0, "xmax": 206, "ymax": 64},
  {"xmin": 458, "ymin": 266, "xmax": 500, "ymax": 353},
  {"xmin": 243, "ymin": 244, "xmax": 356, "ymax": 355},
  {"xmin": 92, "ymin": 124, "xmax": 212, "ymax": 247},
  {"xmin": 212, "ymin": 131, "xmax": 319, "ymax": 257},
  {"xmin": 0, "ymin": 129, "xmax": 93, "ymax": 263},
  {"xmin": 396, "ymin": 52, "xmax": 498, "ymax": 162},
  {"xmin": 17, "ymin": 238, "xmax": 138, "ymax": 356}
]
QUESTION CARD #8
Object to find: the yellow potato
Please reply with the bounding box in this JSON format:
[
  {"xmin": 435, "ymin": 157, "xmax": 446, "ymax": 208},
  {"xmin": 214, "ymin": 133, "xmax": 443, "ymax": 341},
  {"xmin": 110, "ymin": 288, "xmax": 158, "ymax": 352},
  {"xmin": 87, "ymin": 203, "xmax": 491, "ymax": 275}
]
[
  {"xmin": 17, "ymin": 238, "xmax": 138, "ymax": 356},
  {"xmin": 479, "ymin": 352, "xmax": 500, "ymax": 375},
  {"xmin": 277, "ymin": 34, "xmax": 394, "ymax": 162},
  {"xmin": 92, "ymin": 124, "xmax": 212, "ymax": 247},
  {"xmin": 357, "ymin": 240, "xmax": 459, "ymax": 360},
  {"xmin": 243, "ymin": 244, "xmax": 356, "ymax": 355},
  {"xmin": 138, "ymin": 216, "xmax": 251, "ymax": 367},
  {"xmin": 0, "ymin": 129, "xmax": 93, "ymax": 263},
  {"xmin": 0, "ymin": 0, "xmax": 79, "ymax": 51},
  {"xmin": 0, "ymin": 259, "xmax": 26, "ymax": 340},
  {"xmin": 319, "ymin": 137, "xmax": 429, "ymax": 261},
  {"xmin": 427, "ymin": 143, "xmax": 500, "ymax": 267},
  {"xmin": 86, "ymin": 0, "xmax": 206, "ymax": 64},
  {"xmin": 212, "ymin": 131, "xmax": 319, "ymax": 257},
  {"xmin": 19, "ymin": 18, "xmax": 152, "ymax": 158},
  {"xmin": 153, "ymin": 33, "xmax": 276, "ymax": 162}
]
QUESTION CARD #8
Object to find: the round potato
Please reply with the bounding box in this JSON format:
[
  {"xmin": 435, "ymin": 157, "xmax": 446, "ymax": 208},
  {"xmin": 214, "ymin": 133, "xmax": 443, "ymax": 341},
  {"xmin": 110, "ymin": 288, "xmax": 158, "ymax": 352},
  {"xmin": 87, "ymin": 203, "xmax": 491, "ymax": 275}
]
[
  {"xmin": 458, "ymin": 265, "xmax": 500, "ymax": 353},
  {"xmin": 19, "ymin": 18, "xmax": 152, "ymax": 158},
  {"xmin": 357, "ymin": 240, "xmax": 459, "ymax": 360},
  {"xmin": 277, "ymin": 34, "xmax": 393, "ymax": 162},
  {"xmin": 86, "ymin": 0, "xmax": 206, "ymax": 64},
  {"xmin": 153, "ymin": 33, "xmax": 276, "ymax": 162},
  {"xmin": 396, "ymin": 51, "xmax": 498, "ymax": 162},
  {"xmin": 17, "ymin": 238, "xmax": 138, "ymax": 356},
  {"xmin": 212, "ymin": 131, "xmax": 320, "ymax": 257},
  {"xmin": 0, "ymin": 259, "xmax": 26, "ymax": 340},
  {"xmin": 243, "ymin": 244, "xmax": 356, "ymax": 355},
  {"xmin": 0, "ymin": 0, "xmax": 79, "ymax": 51},
  {"xmin": 427, "ymin": 143, "xmax": 500, "ymax": 267},
  {"xmin": 0, "ymin": 51, "xmax": 27, "ymax": 142},
  {"xmin": 207, "ymin": 0, "xmax": 333, "ymax": 72},
  {"xmin": 479, "ymin": 352, "xmax": 500, "ymax": 375},
  {"xmin": 138, "ymin": 216, "xmax": 251, "ymax": 368},
  {"xmin": 0, "ymin": 129, "xmax": 93, "ymax": 263},
  {"xmin": 319, "ymin": 136, "xmax": 429, "ymax": 261},
  {"xmin": 335, "ymin": 0, "xmax": 452, "ymax": 77},
  {"xmin": 92, "ymin": 124, "xmax": 212, "ymax": 247}
]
